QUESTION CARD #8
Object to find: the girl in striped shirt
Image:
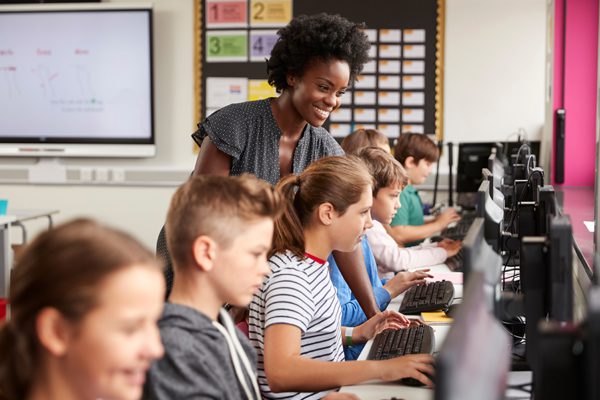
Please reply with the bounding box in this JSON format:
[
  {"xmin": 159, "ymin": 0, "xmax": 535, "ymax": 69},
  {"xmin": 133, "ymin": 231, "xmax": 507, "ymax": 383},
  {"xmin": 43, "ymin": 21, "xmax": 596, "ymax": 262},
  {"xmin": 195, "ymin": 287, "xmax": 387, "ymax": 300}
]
[{"xmin": 248, "ymin": 156, "xmax": 434, "ymax": 399}]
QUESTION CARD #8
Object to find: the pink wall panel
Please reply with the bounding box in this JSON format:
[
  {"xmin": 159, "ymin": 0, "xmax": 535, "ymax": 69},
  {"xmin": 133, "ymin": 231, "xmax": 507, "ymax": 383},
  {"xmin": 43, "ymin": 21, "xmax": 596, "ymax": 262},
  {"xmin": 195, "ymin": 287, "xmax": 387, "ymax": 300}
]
[{"xmin": 555, "ymin": 0, "xmax": 598, "ymax": 186}]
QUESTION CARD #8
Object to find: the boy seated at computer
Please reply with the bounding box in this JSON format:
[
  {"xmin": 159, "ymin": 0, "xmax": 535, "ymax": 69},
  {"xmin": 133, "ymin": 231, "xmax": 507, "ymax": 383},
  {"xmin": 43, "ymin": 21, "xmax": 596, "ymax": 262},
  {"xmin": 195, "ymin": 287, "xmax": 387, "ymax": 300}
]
[
  {"xmin": 357, "ymin": 146, "xmax": 461, "ymax": 279},
  {"xmin": 143, "ymin": 175, "xmax": 282, "ymax": 400},
  {"xmin": 386, "ymin": 133, "xmax": 462, "ymax": 247}
]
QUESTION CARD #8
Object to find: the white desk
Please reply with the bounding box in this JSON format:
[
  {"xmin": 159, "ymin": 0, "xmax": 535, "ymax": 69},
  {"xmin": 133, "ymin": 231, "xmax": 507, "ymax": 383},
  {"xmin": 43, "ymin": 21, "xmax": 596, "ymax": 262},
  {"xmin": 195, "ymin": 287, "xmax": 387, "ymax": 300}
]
[
  {"xmin": 0, "ymin": 215, "xmax": 16, "ymax": 299},
  {"xmin": 340, "ymin": 263, "xmax": 531, "ymax": 399}
]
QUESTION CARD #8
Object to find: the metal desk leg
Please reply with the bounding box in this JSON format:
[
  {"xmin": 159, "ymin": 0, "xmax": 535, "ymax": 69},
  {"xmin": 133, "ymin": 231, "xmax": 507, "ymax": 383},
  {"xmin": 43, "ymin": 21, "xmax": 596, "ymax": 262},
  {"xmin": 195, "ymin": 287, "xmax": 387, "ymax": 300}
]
[
  {"xmin": 12, "ymin": 221, "xmax": 27, "ymax": 244},
  {"xmin": 0, "ymin": 224, "xmax": 11, "ymax": 299}
]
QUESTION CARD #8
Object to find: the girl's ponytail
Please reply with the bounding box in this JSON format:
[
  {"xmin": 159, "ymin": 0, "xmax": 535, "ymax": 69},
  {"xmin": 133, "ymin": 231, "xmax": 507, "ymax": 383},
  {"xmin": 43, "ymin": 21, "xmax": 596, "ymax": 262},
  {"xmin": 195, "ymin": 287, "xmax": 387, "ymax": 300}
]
[{"xmin": 270, "ymin": 174, "xmax": 306, "ymax": 258}]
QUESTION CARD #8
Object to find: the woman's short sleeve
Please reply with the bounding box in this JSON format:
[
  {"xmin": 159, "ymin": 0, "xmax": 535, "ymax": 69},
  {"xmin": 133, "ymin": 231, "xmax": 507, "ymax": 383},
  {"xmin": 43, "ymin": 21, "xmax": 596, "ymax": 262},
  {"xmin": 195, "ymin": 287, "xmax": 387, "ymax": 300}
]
[{"xmin": 190, "ymin": 103, "xmax": 249, "ymax": 160}]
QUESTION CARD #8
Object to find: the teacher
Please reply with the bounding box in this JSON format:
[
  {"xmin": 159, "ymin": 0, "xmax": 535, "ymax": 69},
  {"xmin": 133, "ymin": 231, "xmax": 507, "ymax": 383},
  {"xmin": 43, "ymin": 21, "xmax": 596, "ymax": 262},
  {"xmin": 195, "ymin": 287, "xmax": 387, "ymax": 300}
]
[{"xmin": 191, "ymin": 13, "xmax": 379, "ymax": 316}]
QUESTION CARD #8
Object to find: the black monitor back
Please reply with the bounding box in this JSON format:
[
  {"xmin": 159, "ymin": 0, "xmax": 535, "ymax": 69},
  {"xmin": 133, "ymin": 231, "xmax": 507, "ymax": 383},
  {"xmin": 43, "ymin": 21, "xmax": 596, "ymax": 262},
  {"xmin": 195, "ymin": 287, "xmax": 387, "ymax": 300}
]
[{"xmin": 434, "ymin": 271, "xmax": 511, "ymax": 400}]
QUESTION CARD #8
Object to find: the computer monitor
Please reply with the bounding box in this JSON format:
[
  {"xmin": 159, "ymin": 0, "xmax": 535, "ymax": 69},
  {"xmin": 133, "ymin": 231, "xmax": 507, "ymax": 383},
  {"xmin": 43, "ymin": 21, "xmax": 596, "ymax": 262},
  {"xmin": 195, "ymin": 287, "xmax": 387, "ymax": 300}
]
[
  {"xmin": 487, "ymin": 151, "xmax": 504, "ymax": 189},
  {"xmin": 520, "ymin": 214, "xmax": 573, "ymax": 370},
  {"xmin": 475, "ymin": 180, "xmax": 503, "ymax": 251},
  {"xmin": 482, "ymin": 168, "xmax": 504, "ymax": 210},
  {"xmin": 0, "ymin": 4, "xmax": 155, "ymax": 157},
  {"xmin": 434, "ymin": 271, "xmax": 511, "ymax": 400},
  {"xmin": 462, "ymin": 217, "xmax": 503, "ymax": 314}
]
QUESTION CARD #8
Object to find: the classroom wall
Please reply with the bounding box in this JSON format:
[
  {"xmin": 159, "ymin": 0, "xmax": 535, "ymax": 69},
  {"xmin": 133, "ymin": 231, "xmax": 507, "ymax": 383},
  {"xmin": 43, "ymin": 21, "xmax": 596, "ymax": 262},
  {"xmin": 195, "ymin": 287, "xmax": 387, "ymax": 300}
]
[{"xmin": 3, "ymin": 0, "xmax": 548, "ymax": 249}]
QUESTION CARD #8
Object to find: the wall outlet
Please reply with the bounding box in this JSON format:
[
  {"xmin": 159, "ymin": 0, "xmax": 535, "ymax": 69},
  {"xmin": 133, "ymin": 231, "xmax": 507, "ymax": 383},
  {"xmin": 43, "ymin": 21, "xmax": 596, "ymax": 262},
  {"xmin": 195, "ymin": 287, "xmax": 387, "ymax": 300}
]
[{"xmin": 95, "ymin": 168, "xmax": 109, "ymax": 182}]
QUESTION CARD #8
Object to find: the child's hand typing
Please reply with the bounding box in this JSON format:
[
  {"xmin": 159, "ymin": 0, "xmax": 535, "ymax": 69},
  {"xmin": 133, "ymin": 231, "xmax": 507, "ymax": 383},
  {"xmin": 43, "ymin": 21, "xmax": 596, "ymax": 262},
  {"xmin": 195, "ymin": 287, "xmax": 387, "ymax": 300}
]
[
  {"xmin": 378, "ymin": 354, "xmax": 435, "ymax": 387},
  {"xmin": 353, "ymin": 310, "xmax": 411, "ymax": 343},
  {"xmin": 383, "ymin": 269, "xmax": 433, "ymax": 298},
  {"xmin": 438, "ymin": 239, "xmax": 462, "ymax": 257},
  {"xmin": 435, "ymin": 207, "xmax": 461, "ymax": 229}
]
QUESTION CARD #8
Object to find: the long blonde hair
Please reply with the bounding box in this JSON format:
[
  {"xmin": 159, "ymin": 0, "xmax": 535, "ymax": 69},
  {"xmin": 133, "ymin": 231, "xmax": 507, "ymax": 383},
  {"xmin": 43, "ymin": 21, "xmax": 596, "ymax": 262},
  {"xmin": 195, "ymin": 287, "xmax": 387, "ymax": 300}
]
[{"xmin": 271, "ymin": 156, "xmax": 373, "ymax": 258}]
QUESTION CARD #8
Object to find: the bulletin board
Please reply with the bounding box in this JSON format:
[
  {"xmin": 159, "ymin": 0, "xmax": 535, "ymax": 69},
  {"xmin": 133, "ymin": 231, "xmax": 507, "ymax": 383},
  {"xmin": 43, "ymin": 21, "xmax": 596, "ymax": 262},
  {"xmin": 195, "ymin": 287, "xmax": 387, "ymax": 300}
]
[{"xmin": 194, "ymin": 0, "xmax": 445, "ymax": 141}]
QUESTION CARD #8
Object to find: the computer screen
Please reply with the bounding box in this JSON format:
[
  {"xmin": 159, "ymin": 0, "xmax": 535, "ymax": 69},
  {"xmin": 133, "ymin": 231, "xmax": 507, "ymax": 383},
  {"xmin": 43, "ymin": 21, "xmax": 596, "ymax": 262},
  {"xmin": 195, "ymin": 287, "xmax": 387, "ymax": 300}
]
[
  {"xmin": 520, "ymin": 214, "xmax": 573, "ymax": 369},
  {"xmin": 0, "ymin": 4, "xmax": 155, "ymax": 157},
  {"xmin": 462, "ymin": 217, "xmax": 503, "ymax": 314},
  {"xmin": 476, "ymin": 180, "xmax": 503, "ymax": 251},
  {"xmin": 435, "ymin": 271, "xmax": 511, "ymax": 400}
]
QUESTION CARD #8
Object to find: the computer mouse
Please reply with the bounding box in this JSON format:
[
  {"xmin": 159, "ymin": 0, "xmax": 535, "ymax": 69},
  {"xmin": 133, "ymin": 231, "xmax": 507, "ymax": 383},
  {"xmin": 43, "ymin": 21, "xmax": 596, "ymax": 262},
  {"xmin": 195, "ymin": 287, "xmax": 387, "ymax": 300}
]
[{"xmin": 444, "ymin": 303, "xmax": 460, "ymax": 318}]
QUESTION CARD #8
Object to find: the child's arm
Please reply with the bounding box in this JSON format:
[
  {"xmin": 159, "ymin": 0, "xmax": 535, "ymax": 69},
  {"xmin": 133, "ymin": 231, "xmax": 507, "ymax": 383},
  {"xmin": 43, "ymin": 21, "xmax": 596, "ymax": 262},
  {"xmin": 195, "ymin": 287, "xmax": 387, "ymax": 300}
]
[
  {"xmin": 263, "ymin": 324, "xmax": 434, "ymax": 392},
  {"xmin": 367, "ymin": 225, "xmax": 447, "ymax": 273}
]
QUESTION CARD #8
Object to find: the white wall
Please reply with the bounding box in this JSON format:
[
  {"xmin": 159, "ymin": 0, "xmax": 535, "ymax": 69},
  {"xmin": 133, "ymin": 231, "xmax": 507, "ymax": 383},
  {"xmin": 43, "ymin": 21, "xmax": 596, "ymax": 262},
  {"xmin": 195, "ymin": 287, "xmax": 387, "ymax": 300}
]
[
  {"xmin": 3, "ymin": 0, "xmax": 548, "ymax": 249},
  {"xmin": 444, "ymin": 0, "xmax": 546, "ymax": 144}
]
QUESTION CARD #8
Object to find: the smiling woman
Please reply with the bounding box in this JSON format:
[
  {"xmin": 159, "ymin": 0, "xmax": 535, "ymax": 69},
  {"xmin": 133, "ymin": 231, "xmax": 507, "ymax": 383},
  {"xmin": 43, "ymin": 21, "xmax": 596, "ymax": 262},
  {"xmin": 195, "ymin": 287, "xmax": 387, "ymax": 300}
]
[{"xmin": 178, "ymin": 13, "xmax": 382, "ymax": 317}]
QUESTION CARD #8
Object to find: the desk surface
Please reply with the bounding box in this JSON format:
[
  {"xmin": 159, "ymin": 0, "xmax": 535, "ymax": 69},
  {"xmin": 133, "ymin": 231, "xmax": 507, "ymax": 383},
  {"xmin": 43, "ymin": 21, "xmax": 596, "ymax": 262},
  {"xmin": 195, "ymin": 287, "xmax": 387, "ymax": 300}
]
[{"xmin": 557, "ymin": 186, "xmax": 594, "ymax": 275}]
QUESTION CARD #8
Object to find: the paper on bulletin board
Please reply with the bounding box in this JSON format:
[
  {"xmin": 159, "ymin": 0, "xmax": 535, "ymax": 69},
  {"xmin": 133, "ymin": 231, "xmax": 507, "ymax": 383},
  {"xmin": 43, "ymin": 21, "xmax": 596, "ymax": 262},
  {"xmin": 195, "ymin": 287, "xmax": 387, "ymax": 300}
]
[
  {"xmin": 403, "ymin": 60, "xmax": 425, "ymax": 74},
  {"xmin": 379, "ymin": 29, "xmax": 401, "ymax": 43},
  {"xmin": 362, "ymin": 60, "xmax": 376, "ymax": 74},
  {"xmin": 354, "ymin": 124, "xmax": 376, "ymax": 130},
  {"xmin": 205, "ymin": 0, "xmax": 248, "ymax": 28},
  {"xmin": 206, "ymin": 30, "xmax": 248, "ymax": 62},
  {"xmin": 378, "ymin": 91, "xmax": 400, "ymax": 106},
  {"xmin": 379, "ymin": 60, "xmax": 401, "ymax": 74},
  {"xmin": 403, "ymin": 109, "xmax": 425, "ymax": 123},
  {"xmin": 379, "ymin": 44, "xmax": 401, "ymax": 58},
  {"xmin": 403, "ymin": 75, "xmax": 425, "ymax": 90},
  {"xmin": 354, "ymin": 91, "xmax": 376, "ymax": 106},
  {"xmin": 402, "ymin": 92, "xmax": 425, "ymax": 106},
  {"xmin": 354, "ymin": 108, "xmax": 376, "ymax": 122},
  {"xmin": 354, "ymin": 75, "xmax": 376, "ymax": 89},
  {"xmin": 404, "ymin": 29, "xmax": 426, "ymax": 43},
  {"xmin": 379, "ymin": 75, "xmax": 401, "ymax": 90},
  {"xmin": 206, "ymin": 77, "xmax": 248, "ymax": 108},
  {"xmin": 248, "ymin": 79, "xmax": 277, "ymax": 101},
  {"xmin": 363, "ymin": 29, "xmax": 377, "ymax": 43},
  {"xmin": 249, "ymin": 0, "xmax": 292, "ymax": 27},
  {"xmin": 249, "ymin": 30, "xmax": 278, "ymax": 61},
  {"xmin": 378, "ymin": 124, "xmax": 400, "ymax": 138},
  {"xmin": 378, "ymin": 108, "xmax": 400, "ymax": 123},
  {"xmin": 329, "ymin": 123, "xmax": 351, "ymax": 137},
  {"xmin": 403, "ymin": 44, "xmax": 426, "ymax": 59},
  {"xmin": 402, "ymin": 124, "xmax": 424, "ymax": 134},
  {"xmin": 330, "ymin": 108, "xmax": 352, "ymax": 122}
]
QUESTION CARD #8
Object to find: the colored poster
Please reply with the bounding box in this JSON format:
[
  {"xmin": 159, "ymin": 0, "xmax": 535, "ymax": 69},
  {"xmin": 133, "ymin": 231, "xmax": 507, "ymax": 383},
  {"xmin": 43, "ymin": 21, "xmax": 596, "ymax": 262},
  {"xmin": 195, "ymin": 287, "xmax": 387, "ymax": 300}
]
[
  {"xmin": 206, "ymin": 30, "xmax": 248, "ymax": 62},
  {"xmin": 206, "ymin": 77, "xmax": 248, "ymax": 108},
  {"xmin": 248, "ymin": 79, "xmax": 277, "ymax": 100},
  {"xmin": 250, "ymin": 0, "xmax": 292, "ymax": 27},
  {"xmin": 205, "ymin": 0, "xmax": 248, "ymax": 28},
  {"xmin": 249, "ymin": 30, "xmax": 279, "ymax": 61}
]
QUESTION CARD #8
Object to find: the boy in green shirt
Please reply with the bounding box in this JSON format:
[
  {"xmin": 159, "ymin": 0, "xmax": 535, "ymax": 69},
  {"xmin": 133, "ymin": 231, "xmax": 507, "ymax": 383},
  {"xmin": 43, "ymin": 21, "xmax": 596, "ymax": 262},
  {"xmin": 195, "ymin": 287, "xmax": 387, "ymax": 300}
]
[{"xmin": 387, "ymin": 133, "xmax": 461, "ymax": 246}]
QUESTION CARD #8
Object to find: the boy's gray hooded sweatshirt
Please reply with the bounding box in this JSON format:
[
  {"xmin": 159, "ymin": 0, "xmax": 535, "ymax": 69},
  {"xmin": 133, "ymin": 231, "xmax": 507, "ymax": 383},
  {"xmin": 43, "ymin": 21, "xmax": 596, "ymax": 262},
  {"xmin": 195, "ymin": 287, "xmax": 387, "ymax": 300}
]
[{"xmin": 143, "ymin": 303, "xmax": 260, "ymax": 400}]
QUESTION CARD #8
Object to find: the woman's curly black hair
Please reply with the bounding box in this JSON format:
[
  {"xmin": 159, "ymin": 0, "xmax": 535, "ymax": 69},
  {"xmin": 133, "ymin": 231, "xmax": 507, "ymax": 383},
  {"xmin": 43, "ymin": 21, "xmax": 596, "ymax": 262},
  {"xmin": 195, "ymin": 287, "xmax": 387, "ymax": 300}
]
[{"xmin": 267, "ymin": 13, "xmax": 371, "ymax": 93}]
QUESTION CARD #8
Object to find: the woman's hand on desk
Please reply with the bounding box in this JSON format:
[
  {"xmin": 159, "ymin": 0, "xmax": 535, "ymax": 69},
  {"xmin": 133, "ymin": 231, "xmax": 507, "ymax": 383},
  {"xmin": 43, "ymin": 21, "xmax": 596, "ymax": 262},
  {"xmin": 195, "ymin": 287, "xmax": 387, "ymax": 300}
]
[
  {"xmin": 437, "ymin": 239, "xmax": 462, "ymax": 257},
  {"xmin": 383, "ymin": 269, "xmax": 432, "ymax": 298},
  {"xmin": 352, "ymin": 310, "xmax": 411, "ymax": 344}
]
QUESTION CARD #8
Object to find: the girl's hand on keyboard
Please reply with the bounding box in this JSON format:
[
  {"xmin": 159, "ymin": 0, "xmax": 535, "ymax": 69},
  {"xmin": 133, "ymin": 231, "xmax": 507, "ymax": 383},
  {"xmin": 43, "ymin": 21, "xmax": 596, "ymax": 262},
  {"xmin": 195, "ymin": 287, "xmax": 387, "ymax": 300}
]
[
  {"xmin": 384, "ymin": 269, "xmax": 433, "ymax": 297},
  {"xmin": 355, "ymin": 310, "xmax": 411, "ymax": 343},
  {"xmin": 379, "ymin": 354, "xmax": 435, "ymax": 386}
]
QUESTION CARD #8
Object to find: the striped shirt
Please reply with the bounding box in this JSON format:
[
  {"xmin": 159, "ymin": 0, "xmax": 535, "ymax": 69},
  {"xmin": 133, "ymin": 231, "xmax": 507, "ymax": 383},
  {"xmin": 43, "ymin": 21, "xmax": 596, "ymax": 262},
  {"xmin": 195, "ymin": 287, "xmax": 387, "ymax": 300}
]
[{"xmin": 248, "ymin": 251, "xmax": 345, "ymax": 400}]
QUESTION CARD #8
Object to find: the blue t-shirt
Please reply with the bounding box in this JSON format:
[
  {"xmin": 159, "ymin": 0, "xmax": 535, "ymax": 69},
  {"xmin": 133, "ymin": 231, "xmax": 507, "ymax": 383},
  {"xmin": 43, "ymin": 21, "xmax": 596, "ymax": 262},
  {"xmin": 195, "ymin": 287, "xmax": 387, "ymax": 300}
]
[{"xmin": 328, "ymin": 237, "xmax": 391, "ymax": 360}]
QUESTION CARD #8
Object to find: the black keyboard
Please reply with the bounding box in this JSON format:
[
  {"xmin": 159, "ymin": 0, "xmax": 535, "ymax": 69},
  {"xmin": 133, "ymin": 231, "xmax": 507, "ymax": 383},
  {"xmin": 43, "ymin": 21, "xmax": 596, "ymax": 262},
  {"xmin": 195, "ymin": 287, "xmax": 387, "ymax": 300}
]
[
  {"xmin": 440, "ymin": 211, "xmax": 477, "ymax": 240},
  {"xmin": 445, "ymin": 249, "xmax": 464, "ymax": 272},
  {"xmin": 399, "ymin": 280, "xmax": 454, "ymax": 314},
  {"xmin": 367, "ymin": 325, "xmax": 435, "ymax": 360}
]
